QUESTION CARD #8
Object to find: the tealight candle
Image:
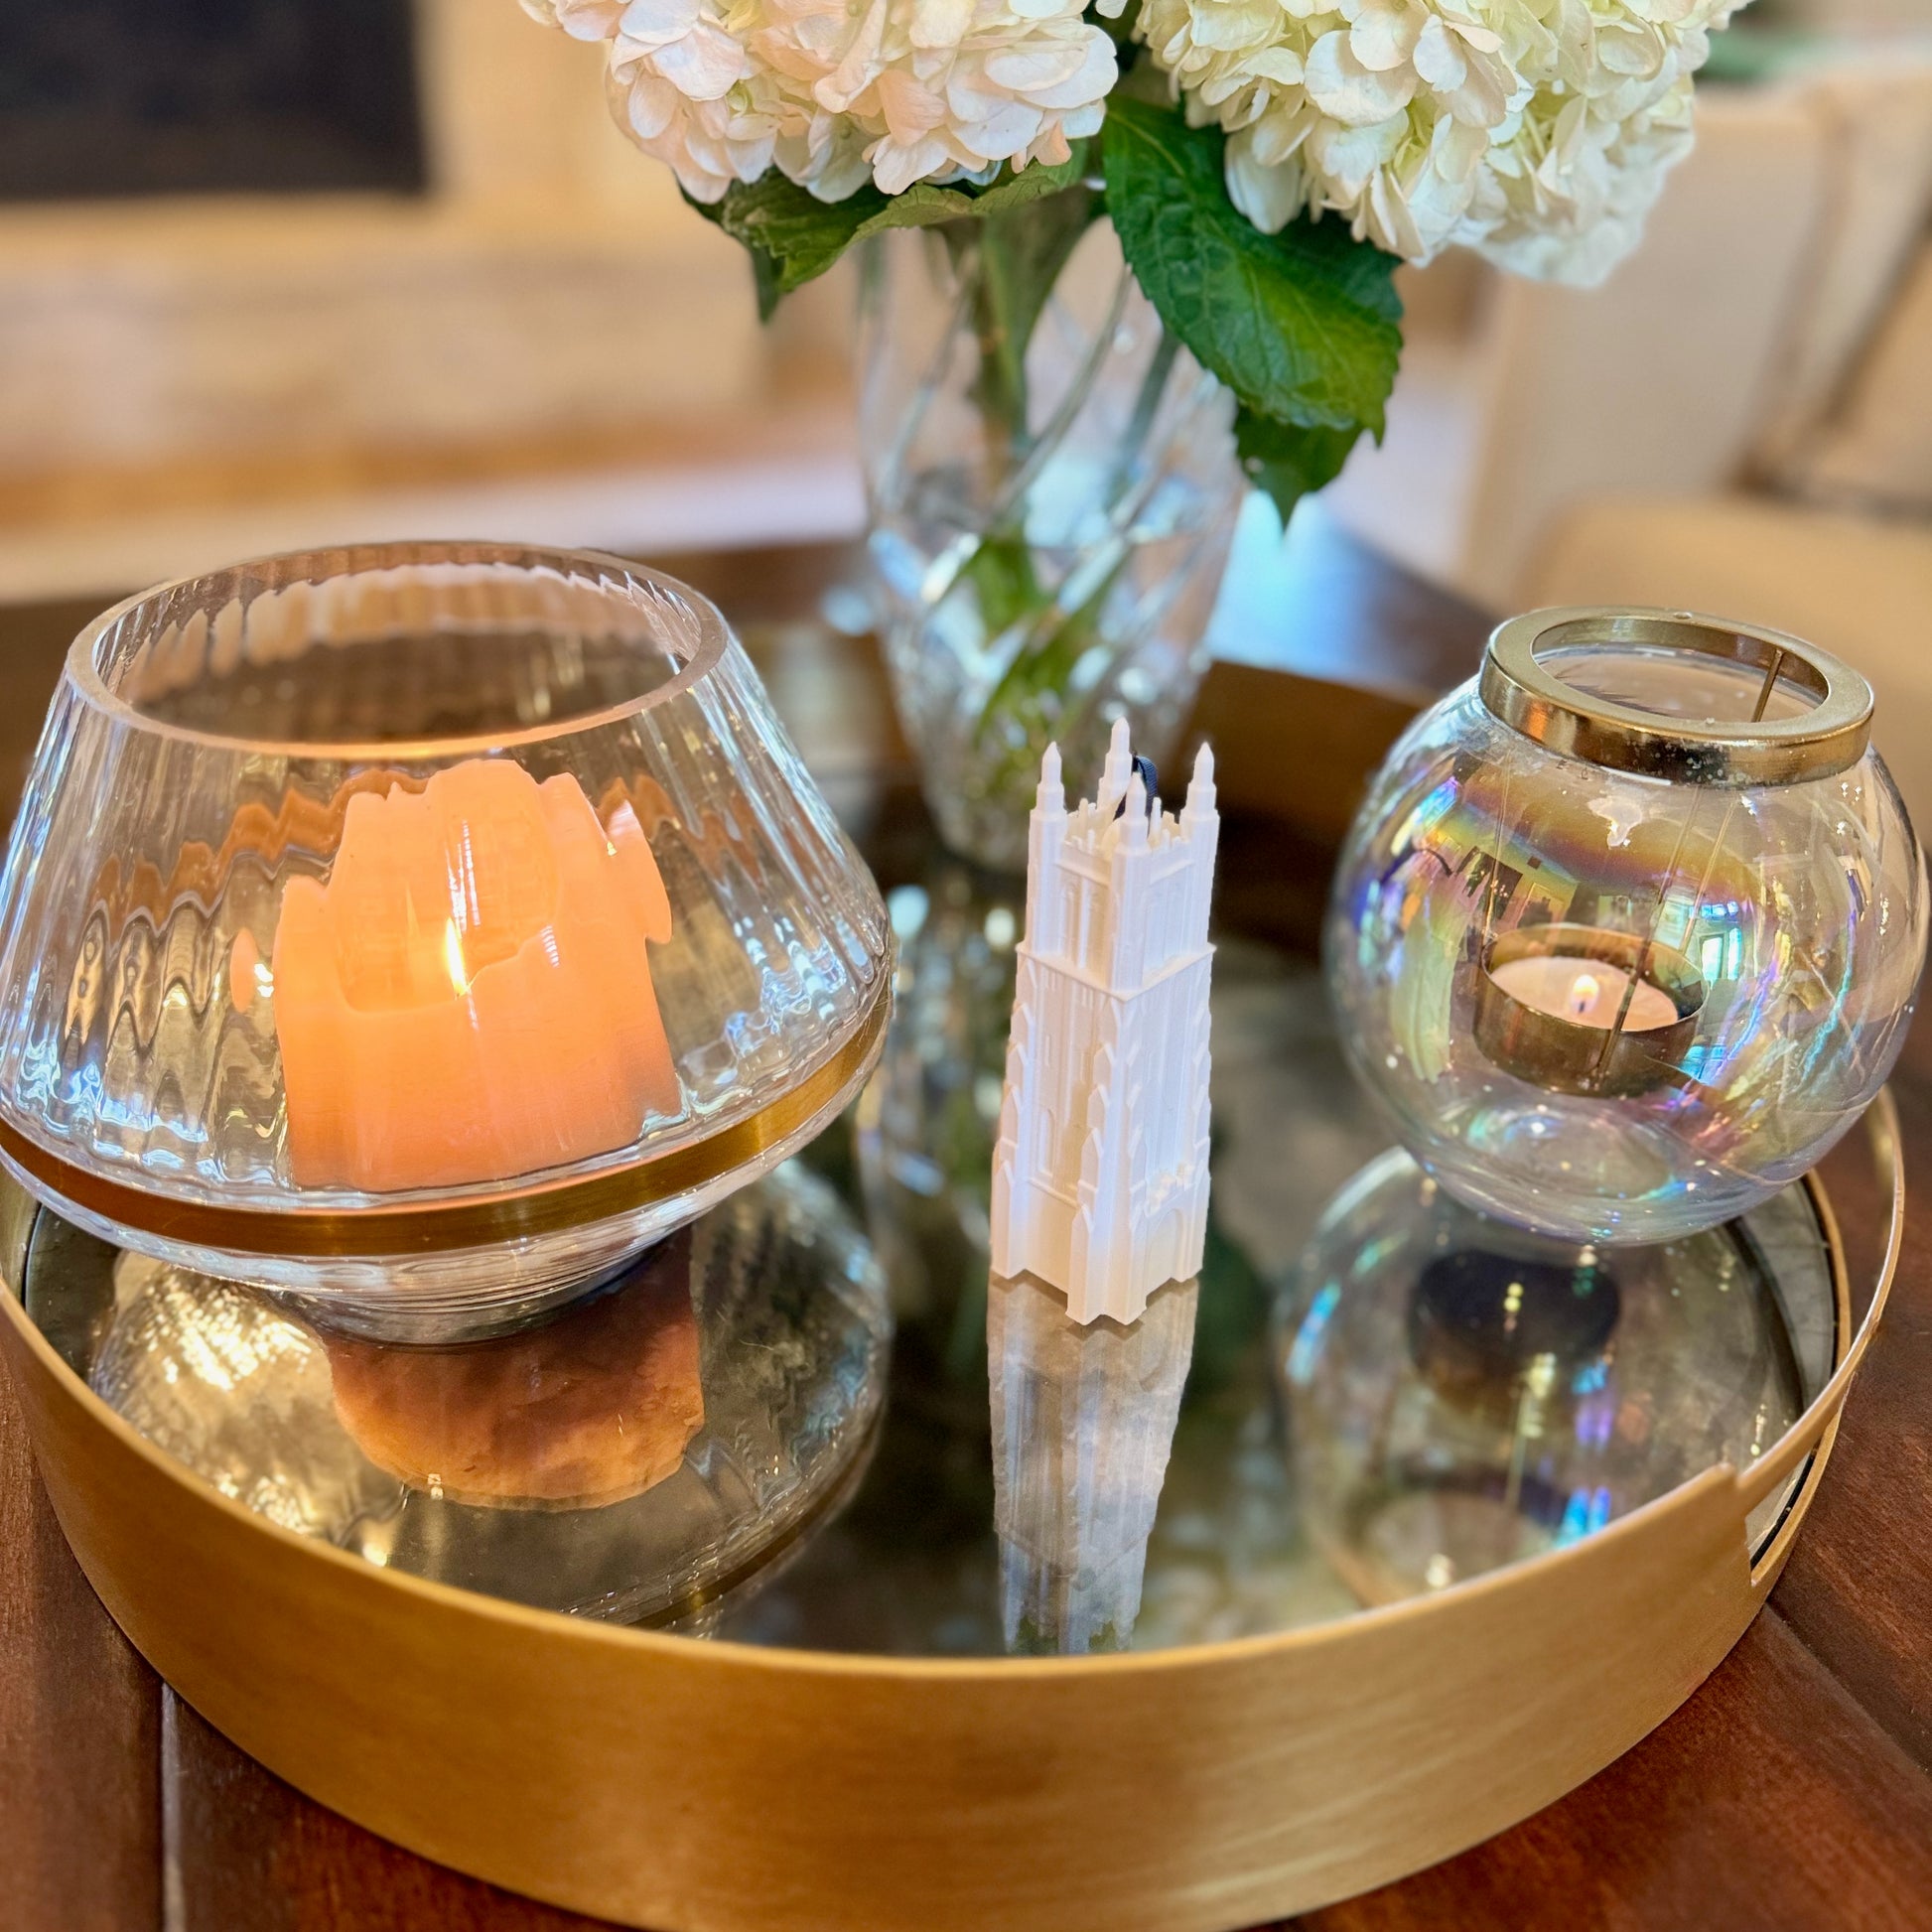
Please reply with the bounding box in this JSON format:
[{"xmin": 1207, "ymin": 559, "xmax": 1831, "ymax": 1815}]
[
  {"xmin": 256, "ymin": 758, "xmax": 680, "ymax": 1192},
  {"xmin": 1473, "ymin": 922, "xmax": 1704, "ymax": 1099},
  {"xmin": 1486, "ymin": 952, "xmax": 1680, "ymax": 1034}
]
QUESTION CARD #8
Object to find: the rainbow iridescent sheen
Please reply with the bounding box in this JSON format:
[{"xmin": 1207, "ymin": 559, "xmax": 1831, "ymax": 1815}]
[{"xmin": 1326, "ymin": 654, "xmax": 1925, "ymax": 1244}]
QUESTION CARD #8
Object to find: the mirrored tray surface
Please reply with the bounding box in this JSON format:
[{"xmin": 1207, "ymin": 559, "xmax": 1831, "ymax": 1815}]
[
  {"xmin": 11, "ymin": 906, "xmax": 1846, "ymax": 1657},
  {"xmin": 22, "ymin": 1165, "xmax": 889, "ymax": 1628}
]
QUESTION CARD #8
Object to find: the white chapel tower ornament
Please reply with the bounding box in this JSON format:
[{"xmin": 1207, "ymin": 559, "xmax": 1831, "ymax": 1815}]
[{"xmin": 990, "ymin": 721, "xmax": 1218, "ymax": 1326}]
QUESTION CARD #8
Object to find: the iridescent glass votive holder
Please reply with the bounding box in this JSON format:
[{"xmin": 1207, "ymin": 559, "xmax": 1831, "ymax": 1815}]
[
  {"xmin": 1327, "ymin": 608, "xmax": 1926, "ymax": 1244},
  {"xmin": 0, "ymin": 544, "xmax": 892, "ymax": 1335}
]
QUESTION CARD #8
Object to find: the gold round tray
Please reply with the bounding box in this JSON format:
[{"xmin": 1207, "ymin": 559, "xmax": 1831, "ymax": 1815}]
[{"xmin": 0, "ymin": 1100, "xmax": 1901, "ymax": 1932}]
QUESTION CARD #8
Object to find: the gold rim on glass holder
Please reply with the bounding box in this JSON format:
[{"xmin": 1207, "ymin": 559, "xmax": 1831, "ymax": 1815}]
[
  {"xmin": 0, "ymin": 978, "xmax": 890, "ymax": 1259},
  {"xmin": 1479, "ymin": 608, "xmax": 1873, "ymax": 786}
]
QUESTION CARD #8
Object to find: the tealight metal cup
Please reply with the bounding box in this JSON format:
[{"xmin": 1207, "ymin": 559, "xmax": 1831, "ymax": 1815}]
[{"xmin": 1474, "ymin": 922, "xmax": 1705, "ymax": 1099}]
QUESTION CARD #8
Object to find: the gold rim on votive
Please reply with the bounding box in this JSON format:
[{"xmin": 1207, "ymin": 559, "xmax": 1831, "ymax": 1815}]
[
  {"xmin": 0, "ymin": 977, "xmax": 890, "ymax": 1261},
  {"xmin": 1479, "ymin": 609, "xmax": 1872, "ymax": 786},
  {"xmin": 1474, "ymin": 922, "xmax": 1703, "ymax": 1098}
]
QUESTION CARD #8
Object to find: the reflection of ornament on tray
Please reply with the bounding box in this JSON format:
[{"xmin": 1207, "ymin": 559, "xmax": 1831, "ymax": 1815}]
[
  {"xmin": 324, "ymin": 1230, "xmax": 704, "ymax": 1510},
  {"xmin": 989, "ymin": 1270, "xmax": 1197, "ymax": 1654},
  {"xmin": 266, "ymin": 757, "xmax": 680, "ymax": 1191},
  {"xmin": 991, "ymin": 722, "xmax": 1218, "ymax": 1325}
]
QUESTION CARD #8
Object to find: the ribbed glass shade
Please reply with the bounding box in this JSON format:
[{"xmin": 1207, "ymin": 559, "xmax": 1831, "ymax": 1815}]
[{"xmin": 0, "ymin": 544, "xmax": 891, "ymax": 1331}]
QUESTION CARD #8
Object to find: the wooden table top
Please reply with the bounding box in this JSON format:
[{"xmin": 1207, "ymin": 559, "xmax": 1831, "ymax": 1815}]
[{"xmin": 2, "ymin": 526, "xmax": 1929, "ymax": 1932}]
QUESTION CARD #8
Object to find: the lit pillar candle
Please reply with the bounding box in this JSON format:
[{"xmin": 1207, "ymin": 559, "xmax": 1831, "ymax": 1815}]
[
  {"xmin": 1486, "ymin": 952, "xmax": 1680, "ymax": 1033},
  {"xmin": 254, "ymin": 758, "xmax": 680, "ymax": 1191}
]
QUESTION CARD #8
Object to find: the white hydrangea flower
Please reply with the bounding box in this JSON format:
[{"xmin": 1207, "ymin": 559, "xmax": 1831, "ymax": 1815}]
[
  {"xmin": 1123, "ymin": 0, "xmax": 1739, "ymax": 283},
  {"xmin": 526, "ymin": 0, "xmax": 1116, "ymax": 205},
  {"xmin": 520, "ymin": 0, "xmax": 631, "ymax": 38}
]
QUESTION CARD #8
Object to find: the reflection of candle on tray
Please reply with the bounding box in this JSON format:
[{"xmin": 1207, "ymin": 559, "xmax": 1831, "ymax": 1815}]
[
  {"xmin": 1487, "ymin": 953, "xmax": 1679, "ymax": 1033},
  {"xmin": 255, "ymin": 757, "xmax": 680, "ymax": 1191},
  {"xmin": 325, "ymin": 1229, "xmax": 703, "ymax": 1508}
]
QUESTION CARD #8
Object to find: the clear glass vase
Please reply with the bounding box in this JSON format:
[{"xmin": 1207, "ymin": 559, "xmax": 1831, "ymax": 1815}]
[{"xmin": 860, "ymin": 202, "xmax": 1244, "ymax": 872}]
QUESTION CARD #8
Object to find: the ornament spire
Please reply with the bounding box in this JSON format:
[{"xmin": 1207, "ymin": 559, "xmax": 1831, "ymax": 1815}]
[{"xmin": 990, "ymin": 730, "xmax": 1220, "ymax": 1324}]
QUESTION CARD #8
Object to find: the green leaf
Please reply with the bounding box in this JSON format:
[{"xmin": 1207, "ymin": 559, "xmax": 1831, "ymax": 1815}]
[
  {"xmin": 960, "ymin": 143, "xmax": 1096, "ymax": 215},
  {"xmin": 958, "ymin": 531, "xmax": 1045, "ymax": 640},
  {"xmin": 1101, "ymin": 96, "xmax": 1402, "ymax": 436},
  {"xmin": 748, "ymin": 240, "xmax": 786, "ymax": 325},
  {"xmin": 688, "ymin": 144, "xmax": 1094, "ymax": 315},
  {"xmin": 1234, "ymin": 409, "xmax": 1365, "ymax": 526}
]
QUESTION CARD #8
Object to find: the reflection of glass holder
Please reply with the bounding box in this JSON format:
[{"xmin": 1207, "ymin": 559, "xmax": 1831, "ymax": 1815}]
[
  {"xmin": 27, "ymin": 1164, "xmax": 890, "ymax": 1625},
  {"xmin": 1474, "ymin": 922, "xmax": 1703, "ymax": 1098},
  {"xmin": 1283, "ymin": 1144, "xmax": 1836, "ymax": 1606}
]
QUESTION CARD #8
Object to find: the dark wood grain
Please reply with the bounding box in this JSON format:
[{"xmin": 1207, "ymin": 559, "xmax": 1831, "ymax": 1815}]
[
  {"xmin": 0, "ymin": 588, "xmax": 167, "ymax": 1931},
  {"xmin": 166, "ymin": 1695, "xmax": 608, "ymax": 1932},
  {"xmin": 0, "ymin": 1342, "xmax": 162, "ymax": 1932},
  {"xmin": 1763, "ymin": 1019, "xmax": 1932, "ymax": 1774},
  {"xmin": 1206, "ymin": 507, "xmax": 1489, "ymax": 703},
  {"xmin": 1285, "ymin": 1613, "xmax": 1932, "ymax": 1932},
  {"xmin": 0, "ymin": 534, "xmax": 1927, "ymax": 1932}
]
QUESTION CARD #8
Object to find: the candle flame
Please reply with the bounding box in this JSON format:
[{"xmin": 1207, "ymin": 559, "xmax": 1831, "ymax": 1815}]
[
  {"xmin": 442, "ymin": 918, "xmax": 470, "ymax": 996},
  {"xmin": 1567, "ymin": 972, "xmax": 1600, "ymax": 1018}
]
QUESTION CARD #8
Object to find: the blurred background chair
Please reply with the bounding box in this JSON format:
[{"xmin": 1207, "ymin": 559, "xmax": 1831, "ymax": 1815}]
[
  {"xmin": 1325, "ymin": 37, "xmax": 1932, "ymax": 820},
  {"xmin": 0, "ymin": 2, "xmax": 1926, "ymax": 813}
]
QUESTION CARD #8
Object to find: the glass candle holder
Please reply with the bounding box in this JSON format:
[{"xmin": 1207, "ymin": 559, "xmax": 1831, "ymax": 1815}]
[
  {"xmin": 1326, "ymin": 609, "xmax": 1926, "ymax": 1244},
  {"xmin": 0, "ymin": 544, "xmax": 891, "ymax": 1333}
]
